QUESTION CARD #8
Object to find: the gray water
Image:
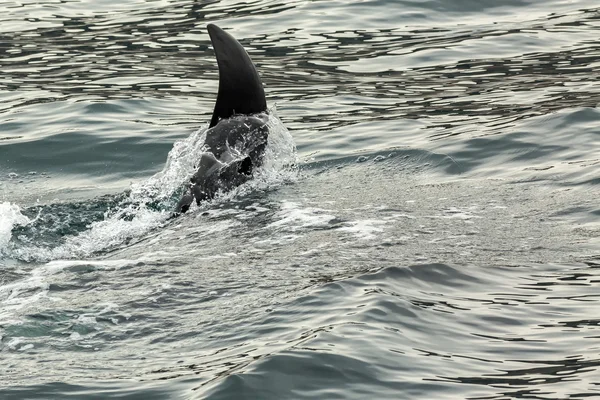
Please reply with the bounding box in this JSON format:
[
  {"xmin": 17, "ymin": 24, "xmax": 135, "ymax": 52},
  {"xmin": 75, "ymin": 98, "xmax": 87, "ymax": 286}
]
[{"xmin": 1, "ymin": 1, "xmax": 600, "ymax": 399}]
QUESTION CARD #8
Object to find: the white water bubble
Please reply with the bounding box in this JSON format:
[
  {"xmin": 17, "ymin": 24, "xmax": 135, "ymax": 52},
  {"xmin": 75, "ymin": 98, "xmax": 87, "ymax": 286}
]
[
  {"xmin": 0, "ymin": 202, "xmax": 31, "ymax": 251},
  {"xmin": 7, "ymin": 337, "xmax": 22, "ymax": 350},
  {"xmin": 337, "ymin": 219, "xmax": 387, "ymax": 240},
  {"xmin": 77, "ymin": 315, "xmax": 97, "ymax": 325}
]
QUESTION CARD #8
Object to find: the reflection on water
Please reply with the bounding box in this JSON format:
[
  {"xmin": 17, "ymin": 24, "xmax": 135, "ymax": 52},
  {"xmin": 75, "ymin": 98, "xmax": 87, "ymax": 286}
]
[{"xmin": 1, "ymin": 3, "xmax": 599, "ymax": 140}]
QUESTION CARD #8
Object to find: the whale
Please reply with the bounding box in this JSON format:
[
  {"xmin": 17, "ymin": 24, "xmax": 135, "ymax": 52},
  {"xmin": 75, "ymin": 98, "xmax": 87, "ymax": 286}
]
[{"xmin": 175, "ymin": 24, "xmax": 272, "ymax": 214}]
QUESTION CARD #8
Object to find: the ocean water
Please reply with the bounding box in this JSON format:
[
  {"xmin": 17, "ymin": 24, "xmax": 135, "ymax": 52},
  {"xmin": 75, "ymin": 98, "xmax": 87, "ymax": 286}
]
[{"xmin": 1, "ymin": 0, "xmax": 599, "ymax": 398}]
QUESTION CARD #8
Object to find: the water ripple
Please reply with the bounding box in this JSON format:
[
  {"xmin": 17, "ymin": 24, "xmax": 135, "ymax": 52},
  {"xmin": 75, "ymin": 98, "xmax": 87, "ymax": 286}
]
[{"xmin": 1, "ymin": 1, "xmax": 600, "ymax": 399}]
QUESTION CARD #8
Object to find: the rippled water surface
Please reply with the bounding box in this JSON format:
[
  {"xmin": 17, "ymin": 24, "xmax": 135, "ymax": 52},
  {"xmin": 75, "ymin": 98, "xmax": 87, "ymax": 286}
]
[{"xmin": 1, "ymin": 0, "xmax": 600, "ymax": 399}]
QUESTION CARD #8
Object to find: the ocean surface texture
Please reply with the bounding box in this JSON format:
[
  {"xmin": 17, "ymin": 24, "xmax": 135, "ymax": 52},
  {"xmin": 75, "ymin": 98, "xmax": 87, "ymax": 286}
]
[{"xmin": 1, "ymin": 0, "xmax": 600, "ymax": 399}]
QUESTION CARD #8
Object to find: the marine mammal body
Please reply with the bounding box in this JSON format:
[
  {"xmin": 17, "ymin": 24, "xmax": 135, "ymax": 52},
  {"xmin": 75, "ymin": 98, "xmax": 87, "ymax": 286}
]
[{"xmin": 175, "ymin": 24, "xmax": 272, "ymax": 214}]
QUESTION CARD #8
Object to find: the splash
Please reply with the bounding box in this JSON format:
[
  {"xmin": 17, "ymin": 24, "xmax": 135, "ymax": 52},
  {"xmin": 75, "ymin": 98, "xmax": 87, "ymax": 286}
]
[
  {"xmin": 0, "ymin": 202, "xmax": 32, "ymax": 251},
  {"xmin": 3, "ymin": 110, "xmax": 297, "ymax": 262}
]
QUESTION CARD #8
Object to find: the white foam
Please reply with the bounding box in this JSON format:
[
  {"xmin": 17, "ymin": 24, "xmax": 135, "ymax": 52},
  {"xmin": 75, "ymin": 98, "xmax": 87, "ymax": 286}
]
[
  {"xmin": 338, "ymin": 219, "xmax": 387, "ymax": 240},
  {"xmin": 0, "ymin": 202, "xmax": 31, "ymax": 251},
  {"xmin": 267, "ymin": 201, "xmax": 336, "ymax": 231},
  {"xmin": 184, "ymin": 218, "xmax": 241, "ymax": 237},
  {"xmin": 41, "ymin": 258, "xmax": 140, "ymax": 272},
  {"xmin": 5, "ymin": 337, "xmax": 23, "ymax": 351}
]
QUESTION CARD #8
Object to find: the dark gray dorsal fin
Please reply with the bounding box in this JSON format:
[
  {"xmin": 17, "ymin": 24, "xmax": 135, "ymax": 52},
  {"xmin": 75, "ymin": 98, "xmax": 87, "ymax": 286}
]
[{"xmin": 207, "ymin": 24, "xmax": 267, "ymax": 128}]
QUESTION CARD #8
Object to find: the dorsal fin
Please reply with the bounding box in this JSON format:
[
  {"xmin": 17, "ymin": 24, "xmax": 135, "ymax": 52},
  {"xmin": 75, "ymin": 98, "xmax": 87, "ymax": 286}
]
[{"xmin": 207, "ymin": 24, "xmax": 267, "ymax": 128}]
